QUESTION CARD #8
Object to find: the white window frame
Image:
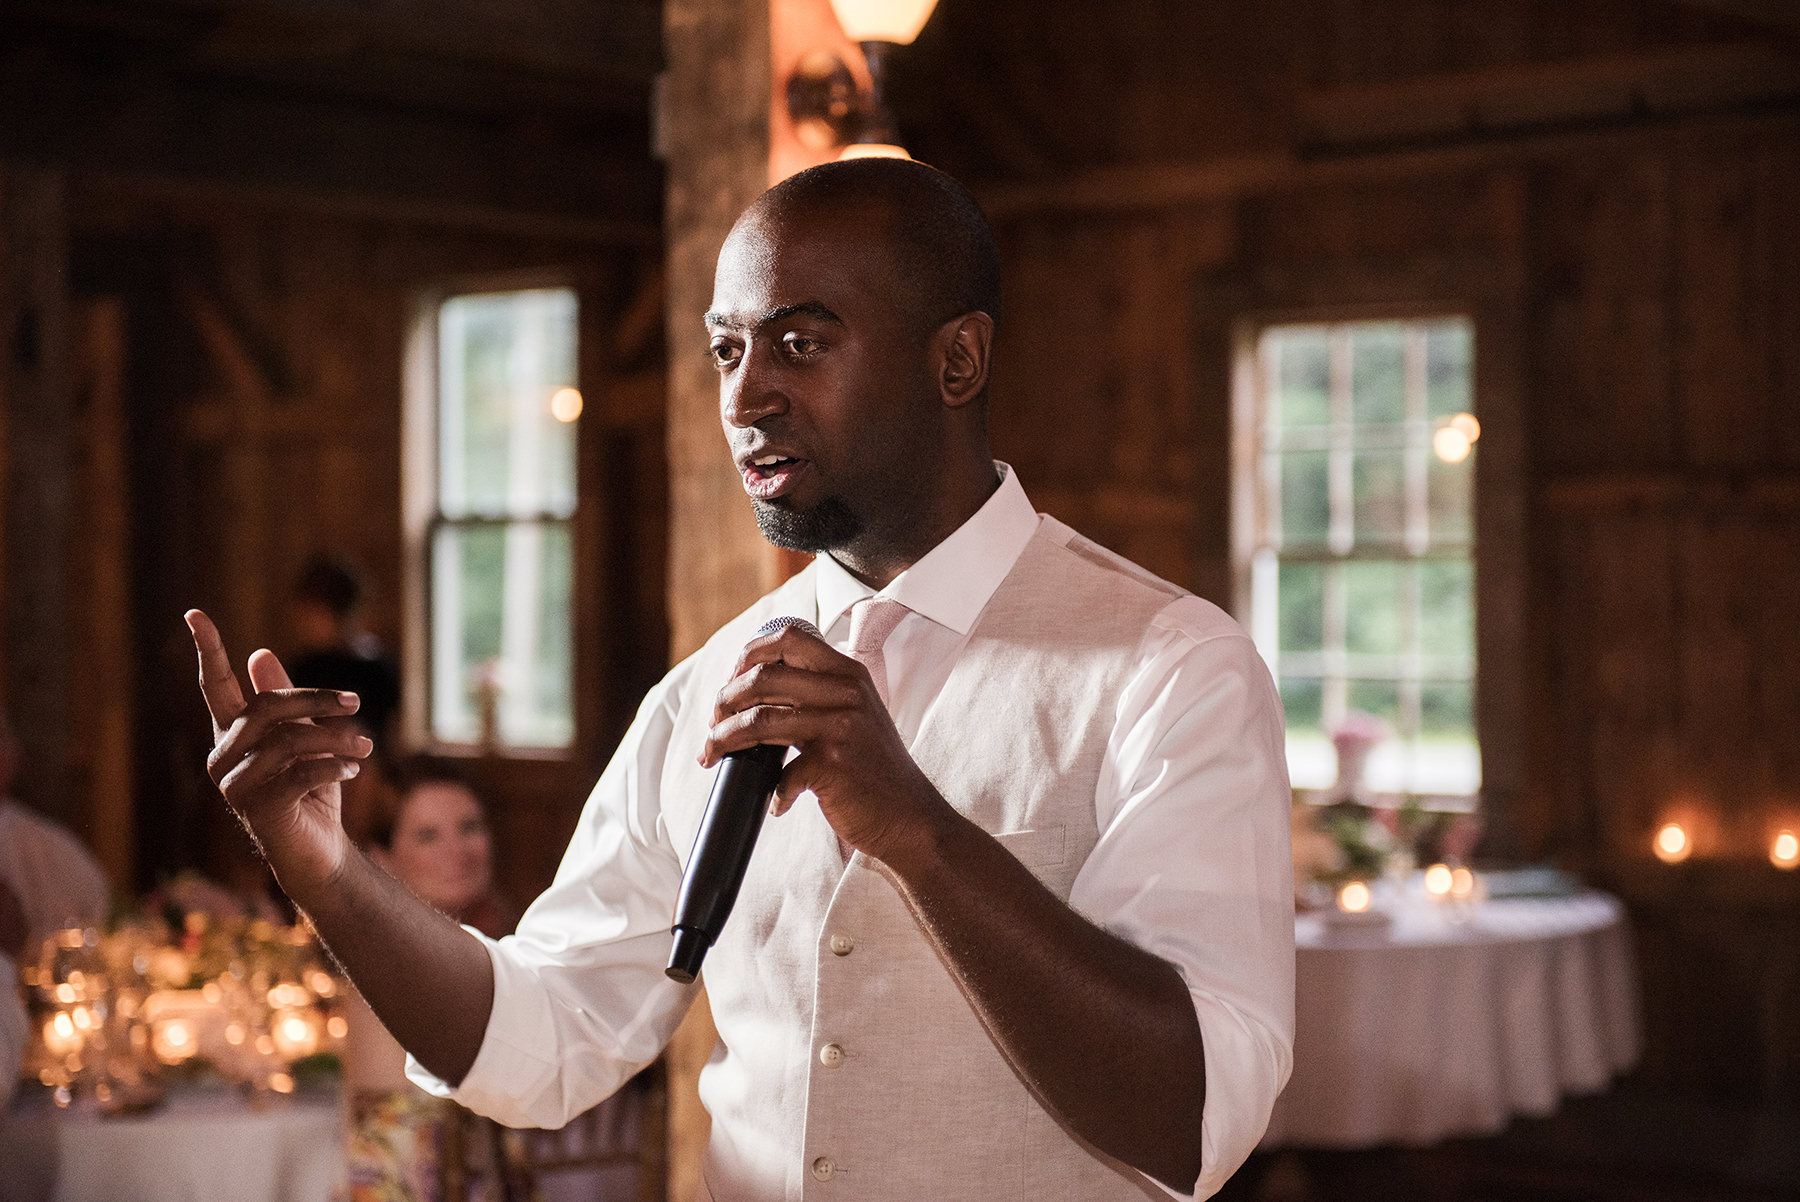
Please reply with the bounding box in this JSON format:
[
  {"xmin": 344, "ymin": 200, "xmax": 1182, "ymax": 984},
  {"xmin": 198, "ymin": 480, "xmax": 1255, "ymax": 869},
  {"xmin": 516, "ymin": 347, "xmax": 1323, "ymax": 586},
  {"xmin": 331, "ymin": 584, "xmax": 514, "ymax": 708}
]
[
  {"xmin": 402, "ymin": 276, "xmax": 582, "ymax": 757},
  {"xmin": 1235, "ymin": 315, "xmax": 1480, "ymax": 808}
]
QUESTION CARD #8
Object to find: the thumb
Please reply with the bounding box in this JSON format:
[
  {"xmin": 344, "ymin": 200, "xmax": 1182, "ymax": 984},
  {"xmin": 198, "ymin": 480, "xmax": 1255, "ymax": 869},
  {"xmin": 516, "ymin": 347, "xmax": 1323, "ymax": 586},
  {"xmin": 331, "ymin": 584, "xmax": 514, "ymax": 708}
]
[{"xmin": 247, "ymin": 648, "xmax": 296, "ymax": 694}]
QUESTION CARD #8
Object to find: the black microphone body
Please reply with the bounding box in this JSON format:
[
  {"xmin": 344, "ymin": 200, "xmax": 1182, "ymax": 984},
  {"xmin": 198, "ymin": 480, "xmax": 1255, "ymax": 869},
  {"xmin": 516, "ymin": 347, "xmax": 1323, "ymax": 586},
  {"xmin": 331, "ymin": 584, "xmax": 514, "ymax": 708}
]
[{"xmin": 666, "ymin": 616, "xmax": 819, "ymax": 983}]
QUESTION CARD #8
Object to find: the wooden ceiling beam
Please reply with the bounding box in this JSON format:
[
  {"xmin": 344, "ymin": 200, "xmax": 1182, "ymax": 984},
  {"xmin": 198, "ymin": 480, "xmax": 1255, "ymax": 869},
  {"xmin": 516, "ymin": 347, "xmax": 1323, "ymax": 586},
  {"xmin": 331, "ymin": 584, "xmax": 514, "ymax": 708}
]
[
  {"xmin": 979, "ymin": 96, "xmax": 1800, "ymax": 219},
  {"xmin": 1297, "ymin": 41, "xmax": 1800, "ymax": 151},
  {"xmin": 4, "ymin": 0, "xmax": 664, "ymax": 93}
]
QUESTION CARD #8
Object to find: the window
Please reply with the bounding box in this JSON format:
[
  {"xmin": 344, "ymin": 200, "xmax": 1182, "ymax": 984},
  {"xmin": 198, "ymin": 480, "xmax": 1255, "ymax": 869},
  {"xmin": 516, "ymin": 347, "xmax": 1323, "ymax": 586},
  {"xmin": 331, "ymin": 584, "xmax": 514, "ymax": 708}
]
[
  {"xmin": 1240, "ymin": 318, "xmax": 1479, "ymax": 803},
  {"xmin": 412, "ymin": 287, "xmax": 581, "ymax": 750}
]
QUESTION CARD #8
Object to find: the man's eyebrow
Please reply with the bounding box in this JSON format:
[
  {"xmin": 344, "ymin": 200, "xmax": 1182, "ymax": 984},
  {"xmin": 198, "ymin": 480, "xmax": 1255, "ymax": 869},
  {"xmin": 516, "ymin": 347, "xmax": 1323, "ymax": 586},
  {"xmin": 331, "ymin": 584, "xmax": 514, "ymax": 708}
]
[{"xmin": 704, "ymin": 301, "xmax": 845, "ymax": 331}]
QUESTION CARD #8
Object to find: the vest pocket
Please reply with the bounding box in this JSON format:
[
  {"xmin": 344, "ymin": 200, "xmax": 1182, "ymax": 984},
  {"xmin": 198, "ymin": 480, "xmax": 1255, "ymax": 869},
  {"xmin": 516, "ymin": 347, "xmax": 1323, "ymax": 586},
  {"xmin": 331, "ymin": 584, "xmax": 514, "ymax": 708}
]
[{"xmin": 992, "ymin": 825, "xmax": 1068, "ymax": 870}]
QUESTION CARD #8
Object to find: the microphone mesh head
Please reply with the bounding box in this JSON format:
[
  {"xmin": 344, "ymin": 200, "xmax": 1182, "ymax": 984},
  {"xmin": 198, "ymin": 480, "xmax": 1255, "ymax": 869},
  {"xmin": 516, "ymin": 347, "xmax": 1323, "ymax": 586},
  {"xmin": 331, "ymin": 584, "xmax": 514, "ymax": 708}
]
[{"xmin": 757, "ymin": 615, "xmax": 822, "ymax": 639}]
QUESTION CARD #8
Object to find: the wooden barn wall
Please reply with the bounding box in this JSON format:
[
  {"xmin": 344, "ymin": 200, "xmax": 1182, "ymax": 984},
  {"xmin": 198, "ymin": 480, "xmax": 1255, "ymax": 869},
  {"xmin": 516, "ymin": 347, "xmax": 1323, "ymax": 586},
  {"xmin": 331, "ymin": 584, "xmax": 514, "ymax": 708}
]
[
  {"xmin": 50, "ymin": 192, "xmax": 667, "ymax": 907},
  {"xmin": 891, "ymin": 0, "xmax": 1800, "ymax": 1099}
]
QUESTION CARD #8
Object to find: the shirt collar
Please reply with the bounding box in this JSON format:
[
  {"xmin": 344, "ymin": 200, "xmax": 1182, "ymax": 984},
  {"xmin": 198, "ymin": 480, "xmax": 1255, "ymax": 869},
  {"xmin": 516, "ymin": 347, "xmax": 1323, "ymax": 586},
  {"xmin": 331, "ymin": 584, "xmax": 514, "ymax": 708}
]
[{"xmin": 813, "ymin": 462, "xmax": 1040, "ymax": 637}]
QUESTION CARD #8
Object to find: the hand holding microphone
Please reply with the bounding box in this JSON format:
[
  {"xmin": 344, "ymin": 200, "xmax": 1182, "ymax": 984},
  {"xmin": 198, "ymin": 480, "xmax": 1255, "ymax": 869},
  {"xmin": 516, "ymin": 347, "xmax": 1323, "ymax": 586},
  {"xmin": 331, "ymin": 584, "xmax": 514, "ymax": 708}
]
[
  {"xmin": 667, "ymin": 616, "xmax": 820, "ymax": 983},
  {"xmin": 668, "ymin": 609, "xmax": 953, "ymax": 982}
]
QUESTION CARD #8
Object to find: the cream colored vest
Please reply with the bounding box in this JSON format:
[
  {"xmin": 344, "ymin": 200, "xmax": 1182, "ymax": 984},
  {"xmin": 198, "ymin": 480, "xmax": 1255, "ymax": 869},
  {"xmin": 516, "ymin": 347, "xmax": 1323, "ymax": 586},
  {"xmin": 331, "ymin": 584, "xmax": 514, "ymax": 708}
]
[{"xmin": 660, "ymin": 520, "xmax": 1183, "ymax": 1202}]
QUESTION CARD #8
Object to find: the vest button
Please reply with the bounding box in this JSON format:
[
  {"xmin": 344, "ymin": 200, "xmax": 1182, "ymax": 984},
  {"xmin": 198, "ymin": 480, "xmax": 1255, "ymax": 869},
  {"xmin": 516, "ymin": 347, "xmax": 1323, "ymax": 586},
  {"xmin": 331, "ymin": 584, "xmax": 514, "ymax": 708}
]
[
  {"xmin": 829, "ymin": 933, "xmax": 854, "ymax": 956},
  {"xmin": 811, "ymin": 1156, "xmax": 836, "ymax": 1181},
  {"xmin": 819, "ymin": 1042, "xmax": 845, "ymax": 1068}
]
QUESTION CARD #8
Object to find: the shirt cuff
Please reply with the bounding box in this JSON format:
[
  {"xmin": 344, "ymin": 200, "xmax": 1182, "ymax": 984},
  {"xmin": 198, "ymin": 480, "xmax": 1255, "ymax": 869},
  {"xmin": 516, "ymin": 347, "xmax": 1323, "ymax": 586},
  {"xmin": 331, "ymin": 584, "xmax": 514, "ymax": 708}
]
[
  {"xmin": 404, "ymin": 927, "xmax": 563, "ymax": 1126},
  {"xmin": 1131, "ymin": 989, "xmax": 1291, "ymax": 1201}
]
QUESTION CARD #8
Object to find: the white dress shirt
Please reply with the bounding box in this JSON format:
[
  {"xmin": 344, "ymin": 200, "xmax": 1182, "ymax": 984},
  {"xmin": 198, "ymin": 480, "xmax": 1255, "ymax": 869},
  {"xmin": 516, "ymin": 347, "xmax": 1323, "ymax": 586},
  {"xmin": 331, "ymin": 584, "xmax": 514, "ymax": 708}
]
[{"xmin": 414, "ymin": 465, "xmax": 1295, "ymax": 1198}]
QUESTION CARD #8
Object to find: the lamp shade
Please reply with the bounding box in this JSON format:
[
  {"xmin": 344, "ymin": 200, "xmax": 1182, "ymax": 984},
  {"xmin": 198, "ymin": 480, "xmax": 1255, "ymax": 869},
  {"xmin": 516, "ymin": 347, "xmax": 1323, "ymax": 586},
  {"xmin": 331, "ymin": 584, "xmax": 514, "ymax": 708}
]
[{"xmin": 827, "ymin": 0, "xmax": 938, "ymax": 44}]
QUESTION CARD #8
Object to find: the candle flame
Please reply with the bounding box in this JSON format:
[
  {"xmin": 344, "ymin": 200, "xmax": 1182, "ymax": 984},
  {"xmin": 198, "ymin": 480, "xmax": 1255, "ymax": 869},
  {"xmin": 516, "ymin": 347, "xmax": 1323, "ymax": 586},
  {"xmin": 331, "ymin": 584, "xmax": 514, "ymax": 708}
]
[
  {"xmin": 1772, "ymin": 830, "xmax": 1799, "ymax": 870},
  {"xmin": 1654, "ymin": 822, "xmax": 1691, "ymax": 863},
  {"xmin": 1338, "ymin": 881, "xmax": 1373, "ymax": 913},
  {"xmin": 1424, "ymin": 863, "xmax": 1454, "ymax": 895}
]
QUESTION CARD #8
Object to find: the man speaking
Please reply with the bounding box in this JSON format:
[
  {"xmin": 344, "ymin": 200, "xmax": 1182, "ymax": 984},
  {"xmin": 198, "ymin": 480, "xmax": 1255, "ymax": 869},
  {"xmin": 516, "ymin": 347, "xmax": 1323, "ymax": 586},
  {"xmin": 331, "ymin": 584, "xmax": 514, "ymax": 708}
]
[{"xmin": 189, "ymin": 158, "xmax": 1293, "ymax": 1200}]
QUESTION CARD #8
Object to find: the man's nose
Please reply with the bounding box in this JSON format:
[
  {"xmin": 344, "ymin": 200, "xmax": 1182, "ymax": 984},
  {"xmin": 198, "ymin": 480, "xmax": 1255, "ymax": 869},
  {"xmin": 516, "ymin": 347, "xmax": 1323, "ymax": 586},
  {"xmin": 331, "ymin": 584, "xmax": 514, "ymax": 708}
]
[{"xmin": 721, "ymin": 346, "xmax": 788, "ymax": 429}]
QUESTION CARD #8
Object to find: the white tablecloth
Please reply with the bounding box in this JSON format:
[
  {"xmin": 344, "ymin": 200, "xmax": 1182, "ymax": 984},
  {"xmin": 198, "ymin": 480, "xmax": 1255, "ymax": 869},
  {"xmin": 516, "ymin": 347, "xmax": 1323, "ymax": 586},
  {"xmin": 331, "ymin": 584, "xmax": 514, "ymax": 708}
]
[
  {"xmin": 0, "ymin": 1086, "xmax": 344, "ymax": 1202},
  {"xmin": 1262, "ymin": 890, "xmax": 1639, "ymax": 1148}
]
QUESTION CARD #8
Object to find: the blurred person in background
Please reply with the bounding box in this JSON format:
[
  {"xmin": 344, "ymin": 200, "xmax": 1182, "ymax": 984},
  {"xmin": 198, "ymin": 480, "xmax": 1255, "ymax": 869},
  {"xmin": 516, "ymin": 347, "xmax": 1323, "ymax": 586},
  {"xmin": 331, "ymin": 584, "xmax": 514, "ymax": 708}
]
[
  {"xmin": 0, "ymin": 704, "xmax": 109, "ymax": 954},
  {"xmin": 338, "ymin": 759, "xmax": 525, "ymax": 1202},
  {"xmin": 287, "ymin": 554, "xmax": 402, "ymax": 843}
]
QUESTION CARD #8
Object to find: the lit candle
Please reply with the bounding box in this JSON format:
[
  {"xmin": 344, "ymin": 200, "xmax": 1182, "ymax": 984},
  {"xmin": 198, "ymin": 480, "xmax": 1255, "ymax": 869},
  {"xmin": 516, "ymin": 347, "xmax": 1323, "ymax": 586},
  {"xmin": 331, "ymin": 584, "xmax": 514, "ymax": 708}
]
[
  {"xmin": 42, "ymin": 1012, "xmax": 84, "ymax": 1057},
  {"xmin": 271, "ymin": 1008, "xmax": 321, "ymax": 1060},
  {"xmin": 1337, "ymin": 881, "xmax": 1373, "ymax": 913},
  {"xmin": 1653, "ymin": 822, "xmax": 1691, "ymax": 864},
  {"xmin": 151, "ymin": 1019, "xmax": 198, "ymax": 1065},
  {"xmin": 1772, "ymin": 830, "xmax": 1799, "ymax": 870},
  {"xmin": 1449, "ymin": 866, "xmax": 1477, "ymax": 899},
  {"xmin": 1424, "ymin": 863, "xmax": 1454, "ymax": 897}
]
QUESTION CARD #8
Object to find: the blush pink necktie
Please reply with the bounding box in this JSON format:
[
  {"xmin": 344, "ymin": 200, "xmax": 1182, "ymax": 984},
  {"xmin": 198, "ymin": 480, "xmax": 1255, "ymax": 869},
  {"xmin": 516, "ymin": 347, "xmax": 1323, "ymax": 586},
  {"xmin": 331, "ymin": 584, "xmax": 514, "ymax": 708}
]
[
  {"xmin": 833, "ymin": 596, "xmax": 910, "ymax": 863},
  {"xmin": 846, "ymin": 595, "xmax": 911, "ymax": 712}
]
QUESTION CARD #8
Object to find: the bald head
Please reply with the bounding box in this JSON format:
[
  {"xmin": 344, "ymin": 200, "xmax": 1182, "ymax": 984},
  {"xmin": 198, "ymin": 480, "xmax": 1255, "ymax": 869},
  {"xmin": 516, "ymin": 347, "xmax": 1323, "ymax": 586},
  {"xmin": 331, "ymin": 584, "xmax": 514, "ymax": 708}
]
[{"xmin": 745, "ymin": 158, "xmax": 1002, "ymax": 337}]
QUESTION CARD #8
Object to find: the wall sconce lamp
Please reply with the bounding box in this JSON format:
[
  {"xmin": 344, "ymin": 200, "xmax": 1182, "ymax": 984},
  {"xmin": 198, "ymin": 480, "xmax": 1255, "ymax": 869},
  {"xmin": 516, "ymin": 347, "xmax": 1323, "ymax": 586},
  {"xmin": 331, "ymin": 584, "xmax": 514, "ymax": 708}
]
[{"xmin": 786, "ymin": 0, "xmax": 939, "ymax": 160}]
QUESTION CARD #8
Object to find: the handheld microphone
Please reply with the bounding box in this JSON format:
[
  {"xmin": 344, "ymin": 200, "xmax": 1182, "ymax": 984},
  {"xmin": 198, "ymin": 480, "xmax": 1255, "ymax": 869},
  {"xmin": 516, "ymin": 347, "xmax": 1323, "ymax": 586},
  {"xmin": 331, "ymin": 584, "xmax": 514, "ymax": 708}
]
[{"xmin": 666, "ymin": 616, "xmax": 820, "ymax": 983}]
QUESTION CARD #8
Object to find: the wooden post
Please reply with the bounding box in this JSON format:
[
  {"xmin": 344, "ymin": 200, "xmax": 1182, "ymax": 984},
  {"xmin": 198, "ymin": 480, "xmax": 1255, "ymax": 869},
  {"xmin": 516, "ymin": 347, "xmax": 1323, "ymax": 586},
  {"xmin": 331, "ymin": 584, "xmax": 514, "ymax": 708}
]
[
  {"xmin": 72, "ymin": 299, "xmax": 136, "ymax": 891},
  {"xmin": 661, "ymin": 3, "xmax": 873, "ymax": 1192},
  {"xmin": 0, "ymin": 163, "xmax": 75, "ymax": 825},
  {"xmin": 660, "ymin": 4, "xmax": 774, "ymax": 1200}
]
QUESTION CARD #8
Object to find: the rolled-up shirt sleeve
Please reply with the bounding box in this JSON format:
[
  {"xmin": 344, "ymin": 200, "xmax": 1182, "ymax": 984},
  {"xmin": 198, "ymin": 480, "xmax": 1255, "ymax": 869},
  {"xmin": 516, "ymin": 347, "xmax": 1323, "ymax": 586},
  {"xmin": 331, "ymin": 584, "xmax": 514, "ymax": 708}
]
[
  {"xmin": 407, "ymin": 659, "xmax": 703, "ymax": 1127},
  {"xmin": 1071, "ymin": 596, "xmax": 1296, "ymax": 1200}
]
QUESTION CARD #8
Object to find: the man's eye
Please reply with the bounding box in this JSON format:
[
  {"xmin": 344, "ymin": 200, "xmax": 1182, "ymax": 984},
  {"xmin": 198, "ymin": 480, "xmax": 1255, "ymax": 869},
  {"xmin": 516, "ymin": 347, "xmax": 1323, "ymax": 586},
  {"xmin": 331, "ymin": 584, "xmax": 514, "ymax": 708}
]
[
  {"xmin": 783, "ymin": 335, "xmax": 822, "ymax": 356},
  {"xmin": 708, "ymin": 341, "xmax": 741, "ymax": 367}
]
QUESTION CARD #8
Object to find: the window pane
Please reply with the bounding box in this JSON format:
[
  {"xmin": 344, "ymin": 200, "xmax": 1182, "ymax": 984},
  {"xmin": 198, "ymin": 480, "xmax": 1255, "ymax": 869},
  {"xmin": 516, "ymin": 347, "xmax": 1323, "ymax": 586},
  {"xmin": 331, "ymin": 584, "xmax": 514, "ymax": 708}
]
[
  {"xmin": 1353, "ymin": 450, "xmax": 1406, "ymax": 546},
  {"xmin": 1281, "ymin": 451, "xmax": 1331, "ymax": 546},
  {"xmin": 1272, "ymin": 329, "xmax": 1330, "ymax": 428},
  {"xmin": 1420, "ymin": 680, "xmax": 1473, "ymax": 736},
  {"xmin": 1419, "ymin": 560, "xmax": 1474, "ymax": 665},
  {"xmin": 1278, "ymin": 562, "xmax": 1325, "ymax": 653},
  {"xmin": 1428, "ymin": 451, "xmax": 1472, "ymax": 545},
  {"xmin": 1350, "ymin": 323, "xmax": 1406, "ymax": 425},
  {"xmin": 1343, "ymin": 560, "xmax": 1403, "ymax": 656},
  {"xmin": 1347, "ymin": 678, "xmax": 1401, "ymax": 728},
  {"xmin": 1248, "ymin": 317, "xmax": 1478, "ymax": 802},
  {"xmin": 438, "ymin": 289, "xmax": 579, "ymax": 518},
  {"xmin": 1425, "ymin": 320, "xmax": 1472, "ymax": 419},
  {"xmin": 1280, "ymin": 677, "xmax": 1323, "ymax": 735},
  {"xmin": 430, "ymin": 520, "xmax": 575, "ymax": 749}
]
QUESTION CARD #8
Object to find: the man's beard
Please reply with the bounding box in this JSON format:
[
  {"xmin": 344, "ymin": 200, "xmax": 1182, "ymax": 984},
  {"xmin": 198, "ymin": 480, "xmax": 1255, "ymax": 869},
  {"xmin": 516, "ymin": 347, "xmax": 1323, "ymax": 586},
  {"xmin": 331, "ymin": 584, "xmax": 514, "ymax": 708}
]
[{"xmin": 752, "ymin": 495, "xmax": 863, "ymax": 553}]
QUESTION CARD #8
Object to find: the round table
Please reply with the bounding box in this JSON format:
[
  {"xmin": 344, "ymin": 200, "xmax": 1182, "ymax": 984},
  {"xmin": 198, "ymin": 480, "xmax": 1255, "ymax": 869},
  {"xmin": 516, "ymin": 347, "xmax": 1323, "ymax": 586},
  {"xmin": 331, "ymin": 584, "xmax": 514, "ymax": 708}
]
[
  {"xmin": 1261, "ymin": 888, "xmax": 1640, "ymax": 1148},
  {"xmin": 0, "ymin": 1085, "xmax": 345, "ymax": 1202}
]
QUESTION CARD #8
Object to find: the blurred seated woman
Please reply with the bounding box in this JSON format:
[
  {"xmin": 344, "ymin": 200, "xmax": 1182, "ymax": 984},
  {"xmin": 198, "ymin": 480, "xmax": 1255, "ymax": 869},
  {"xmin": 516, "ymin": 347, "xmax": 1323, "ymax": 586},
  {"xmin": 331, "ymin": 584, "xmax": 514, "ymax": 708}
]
[{"xmin": 339, "ymin": 759, "xmax": 527, "ymax": 1202}]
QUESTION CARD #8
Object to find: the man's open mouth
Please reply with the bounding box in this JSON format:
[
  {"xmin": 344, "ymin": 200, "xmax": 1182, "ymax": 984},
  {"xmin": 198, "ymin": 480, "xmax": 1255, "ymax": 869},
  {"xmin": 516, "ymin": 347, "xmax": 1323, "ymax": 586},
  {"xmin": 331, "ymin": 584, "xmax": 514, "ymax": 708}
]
[{"xmin": 742, "ymin": 454, "xmax": 807, "ymax": 500}]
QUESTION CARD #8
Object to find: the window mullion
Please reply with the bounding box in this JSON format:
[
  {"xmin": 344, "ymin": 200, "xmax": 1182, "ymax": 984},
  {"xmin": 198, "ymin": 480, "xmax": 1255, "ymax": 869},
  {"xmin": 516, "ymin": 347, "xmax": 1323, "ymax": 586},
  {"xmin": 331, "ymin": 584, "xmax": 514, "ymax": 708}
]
[
  {"xmin": 1327, "ymin": 328, "xmax": 1354, "ymax": 558},
  {"xmin": 1404, "ymin": 324, "xmax": 1429, "ymax": 558}
]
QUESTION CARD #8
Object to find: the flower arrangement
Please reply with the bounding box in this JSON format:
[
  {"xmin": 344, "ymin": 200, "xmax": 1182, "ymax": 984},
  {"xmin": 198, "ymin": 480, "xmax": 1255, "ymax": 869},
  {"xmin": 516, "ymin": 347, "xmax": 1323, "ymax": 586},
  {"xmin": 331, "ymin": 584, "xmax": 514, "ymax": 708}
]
[{"xmin": 17, "ymin": 872, "xmax": 347, "ymax": 1110}]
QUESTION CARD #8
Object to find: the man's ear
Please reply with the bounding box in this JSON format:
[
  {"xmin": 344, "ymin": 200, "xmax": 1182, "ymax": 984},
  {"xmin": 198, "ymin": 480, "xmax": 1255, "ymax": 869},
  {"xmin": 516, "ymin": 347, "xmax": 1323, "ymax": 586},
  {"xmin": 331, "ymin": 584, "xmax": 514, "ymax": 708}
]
[{"xmin": 935, "ymin": 311, "xmax": 994, "ymax": 409}]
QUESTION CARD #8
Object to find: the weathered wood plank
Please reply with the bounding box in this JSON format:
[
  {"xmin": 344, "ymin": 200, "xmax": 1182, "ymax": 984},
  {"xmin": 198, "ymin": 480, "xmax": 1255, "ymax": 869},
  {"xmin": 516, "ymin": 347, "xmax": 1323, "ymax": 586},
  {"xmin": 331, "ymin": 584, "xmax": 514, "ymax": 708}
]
[{"xmin": 0, "ymin": 162, "xmax": 74, "ymax": 823}]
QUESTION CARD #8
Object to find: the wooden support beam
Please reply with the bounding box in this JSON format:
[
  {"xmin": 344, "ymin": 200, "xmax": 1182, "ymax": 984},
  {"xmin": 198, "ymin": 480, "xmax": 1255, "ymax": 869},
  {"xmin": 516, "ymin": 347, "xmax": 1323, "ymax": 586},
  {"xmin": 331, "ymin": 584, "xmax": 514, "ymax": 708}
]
[
  {"xmin": 76, "ymin": 170, "xmax": 660, "ymax": 248},
  {"xmin": 979, "ymin": 103, "xmax": 1800, "ymax": 219},
  {"xmin": 72, "ymin": 298, "xmax": 134, "ymax": 891},
  {"xmin": 660, "ymin": 3, "xmax": 774, "ymax": 1198},
  {"xmin": 0, "ymin": 162, "xmax": 75, "ymax": 824},
  {"xmin": 1298, "ymin": 42, "xmax": 1800, "ymax": 151}
]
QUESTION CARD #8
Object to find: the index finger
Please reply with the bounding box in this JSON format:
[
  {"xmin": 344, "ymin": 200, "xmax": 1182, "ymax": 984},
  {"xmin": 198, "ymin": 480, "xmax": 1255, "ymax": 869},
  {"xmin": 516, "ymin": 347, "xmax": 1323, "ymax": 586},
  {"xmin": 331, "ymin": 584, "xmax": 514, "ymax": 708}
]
[
  {"xmin": 733, "ymin": 622, "xmax": 851, "ymax": 678},
  {"xmin": 185, "ymin": 609, "xmax": 248, "ymax": 731}
]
